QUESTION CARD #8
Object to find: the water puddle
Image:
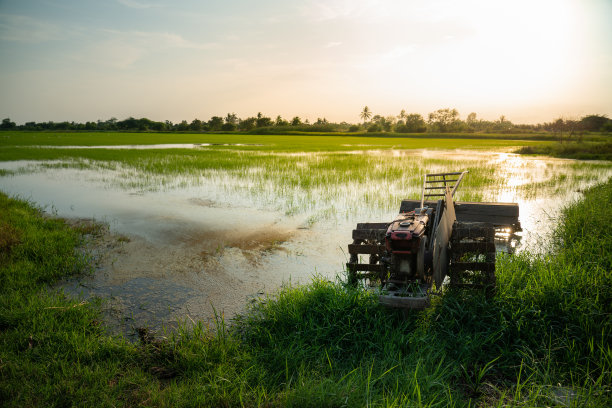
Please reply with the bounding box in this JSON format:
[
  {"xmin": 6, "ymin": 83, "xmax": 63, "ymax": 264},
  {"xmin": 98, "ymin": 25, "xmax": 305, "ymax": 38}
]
[{"xmin": 1, "ymin": 149, "xmax": 610, "ymax": 339}]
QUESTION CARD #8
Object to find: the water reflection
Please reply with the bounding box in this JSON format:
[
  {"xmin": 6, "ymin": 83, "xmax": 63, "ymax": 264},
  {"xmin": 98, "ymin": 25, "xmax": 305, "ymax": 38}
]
[{"xmin": 1, "ymin": 149, "xmax": 610, "ymax": 337}]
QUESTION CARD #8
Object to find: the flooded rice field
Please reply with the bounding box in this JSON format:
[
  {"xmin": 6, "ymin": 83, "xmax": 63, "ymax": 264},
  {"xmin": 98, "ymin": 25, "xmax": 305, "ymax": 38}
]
[{"xmin": 1, "ymin": 148, "xmax": 611, "ymax": 340}]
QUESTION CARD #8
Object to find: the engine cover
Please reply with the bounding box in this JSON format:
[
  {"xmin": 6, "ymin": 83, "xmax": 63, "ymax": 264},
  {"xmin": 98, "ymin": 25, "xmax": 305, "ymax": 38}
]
[{"xmin": 385, "ymin": 207, "xmax": 432, "ymax": 276}]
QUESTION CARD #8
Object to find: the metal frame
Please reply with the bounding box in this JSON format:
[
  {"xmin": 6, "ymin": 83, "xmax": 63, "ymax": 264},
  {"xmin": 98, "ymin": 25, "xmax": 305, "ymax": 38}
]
[{"xmin": 420, "ymin": 171, "xmax": 468, "ymax": 208}]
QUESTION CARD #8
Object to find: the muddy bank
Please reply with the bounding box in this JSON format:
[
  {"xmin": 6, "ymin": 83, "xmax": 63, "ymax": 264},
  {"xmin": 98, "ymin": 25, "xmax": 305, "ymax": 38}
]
[{"xmin": 60, "ymin": 217, "xmax": 316, "ymax": 341}]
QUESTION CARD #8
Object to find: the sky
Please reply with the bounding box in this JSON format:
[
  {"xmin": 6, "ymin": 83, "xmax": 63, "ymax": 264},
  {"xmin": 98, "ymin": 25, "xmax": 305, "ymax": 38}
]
[{"xmin": 0, "ymin": 0, "xmax": 610, "ymax": 125}]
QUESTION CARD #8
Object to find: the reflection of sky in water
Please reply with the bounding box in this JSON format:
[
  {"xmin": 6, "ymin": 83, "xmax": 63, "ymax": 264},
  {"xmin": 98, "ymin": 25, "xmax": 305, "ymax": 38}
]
[
  {"xmin": 1, "ymin": 151, "xmax": 610, "ymax": 251},
  {"xmin": 2, "ymin": 150, "xmax": 610, "ymax": 335}
]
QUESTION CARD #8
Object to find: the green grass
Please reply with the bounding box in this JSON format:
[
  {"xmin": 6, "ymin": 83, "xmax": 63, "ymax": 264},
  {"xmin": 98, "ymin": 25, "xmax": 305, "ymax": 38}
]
[
  {"xmin": 0, "ymin": 131, "xmax": 544, "ymax": 151},
  {"xmin": 2, "ymin": 132, "xmax": 610, "ymax": 223},
  {"xmin": 516, "ymin": 141, "xmax": 612, "ymax": 161},
  {"xmin": 1, "ymin": 178, "xmax": 611, "ymax": 406}
]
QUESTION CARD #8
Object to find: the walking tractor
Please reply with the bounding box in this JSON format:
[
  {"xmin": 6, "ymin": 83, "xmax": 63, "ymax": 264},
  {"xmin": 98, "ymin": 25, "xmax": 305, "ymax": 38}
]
[{"xmin": 346, "ymin": 171, "xmax": 520, "ymax": 309}]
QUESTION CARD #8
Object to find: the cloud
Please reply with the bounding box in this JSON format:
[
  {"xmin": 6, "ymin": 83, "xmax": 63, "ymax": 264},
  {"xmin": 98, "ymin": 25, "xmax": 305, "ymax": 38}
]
[
  {"xmin": 152, "ymin": 32, "xmax": 217, "ymax": 50},
  {"xmin": 299, "ymin": 0, "xmax": 381, "ymax": 22},
  {"xmin": 100, "ymin": 29, "xmax": 217, "ymax": 50},
  {"xmin": 325, "ymin": 41, "xmax": 342, "ymax": 48},
  {"xmin": 76, "ymin": 29, "xmax": 218, "ymax": 68},
  {"xmin": 82, "ymin": 40, "xmax": 145, "ymax": 69},
  {"xmin": 0, "ymin": 14, "xmax": 64, "ymax": 43},
  {"xmin": 116, "ymin": 0, "xmax": 161, "ymax": 9}
]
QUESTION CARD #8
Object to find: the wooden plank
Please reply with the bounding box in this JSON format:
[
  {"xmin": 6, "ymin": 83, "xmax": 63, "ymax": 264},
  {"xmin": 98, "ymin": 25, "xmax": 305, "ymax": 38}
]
[
  {"xmin": 356, "ymin": 222, "xmax": 389, "ymax": 230},
  {"xmin": 352, "ymin": 229, "xmax": 386, "ymax": 241},
  {"xmin": 346, "ymin": 263, "xmax": 385, "ymax": 272},
  {"xmin": 348, "ymin": 244, "xmax": 385, "ymax": 255},
  {"xmin": 452, "ymin": 222, "xmax": 496, "ymax": 240},
  {"xmin": 426, "ymin": 179, "xmax": 459, "ymax": 183},
  {"xmin": 400, "ymin": 200, "xmax": 519, "ymax": 227},
  {"xmin": 451, "ymin": 242, "xmax": 496, "ymax": 253}
]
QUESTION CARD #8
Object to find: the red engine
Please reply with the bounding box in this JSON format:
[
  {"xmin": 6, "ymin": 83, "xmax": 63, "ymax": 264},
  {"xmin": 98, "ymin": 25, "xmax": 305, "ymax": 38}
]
[{"xmin": 385, "ymin": 207, "xmax": 432, "ymax": 279}]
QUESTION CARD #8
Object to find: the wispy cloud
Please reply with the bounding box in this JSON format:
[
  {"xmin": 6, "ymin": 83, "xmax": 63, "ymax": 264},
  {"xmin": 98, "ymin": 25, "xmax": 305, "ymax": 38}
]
[
  {"xmin": 0, "ymin": 14, "xmax": 64, "ymax": 43},
  {"xmin": 299, "ymin": 0, "xmax": 381, "ymax": 22},
  {"xmin": 77, "ymin": 29, "xmax": 218, "ymax": 68},
  {"xmin": 116, "ymin": 0, "xmax": 162, "ymax": 9},
  {"xmin": 101, "ymin": 29, "xmax": 218, "ymax": 50},
  {"xmin": 325, "ymin": 41, "xmax": 342, "ymax": 48}
]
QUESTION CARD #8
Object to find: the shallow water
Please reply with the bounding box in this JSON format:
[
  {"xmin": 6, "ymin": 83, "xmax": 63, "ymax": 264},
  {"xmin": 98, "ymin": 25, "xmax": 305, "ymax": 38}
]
[{"xmin": 1, "ymin": 150, "xmax": 610, "ymax": 338}]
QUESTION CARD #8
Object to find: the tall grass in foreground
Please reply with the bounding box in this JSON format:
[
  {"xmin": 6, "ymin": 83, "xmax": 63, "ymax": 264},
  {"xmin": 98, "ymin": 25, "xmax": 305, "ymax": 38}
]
[{"xmin": 1, "ymin": 180, "xmax": 611, "ymax": 406}]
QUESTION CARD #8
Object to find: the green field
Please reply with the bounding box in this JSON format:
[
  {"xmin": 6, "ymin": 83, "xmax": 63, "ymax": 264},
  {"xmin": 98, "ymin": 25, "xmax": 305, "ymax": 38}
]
[
  {"xmin": 1, "ymin": 131, "xmax": 611, "ymax": 406},
  {"xmin": 2, "ymin": 132, "xmax": 609, "ymax": 219},
  {"xmin": 0, "ymin": 130, "xmax": 547, "ymax": 151}
]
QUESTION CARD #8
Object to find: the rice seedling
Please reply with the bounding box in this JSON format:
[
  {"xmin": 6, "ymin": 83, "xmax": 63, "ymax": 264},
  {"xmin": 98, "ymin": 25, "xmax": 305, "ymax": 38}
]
[{"xmin": 1, "ymin": 174, "xmax": 610, "ymax": 407}]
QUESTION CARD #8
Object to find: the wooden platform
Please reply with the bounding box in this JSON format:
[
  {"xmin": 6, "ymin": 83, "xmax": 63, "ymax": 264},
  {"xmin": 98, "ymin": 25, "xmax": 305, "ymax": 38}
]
[{"xmin": 399, "ymin": 200, "xmax": 520, "ymax": 229}]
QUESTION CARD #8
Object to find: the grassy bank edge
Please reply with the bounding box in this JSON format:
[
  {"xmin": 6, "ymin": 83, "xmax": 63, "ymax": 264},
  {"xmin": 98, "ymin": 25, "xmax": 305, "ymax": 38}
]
[{"xmin": 1, "ymin": 179, "xmax": 611, "ymax": 406}]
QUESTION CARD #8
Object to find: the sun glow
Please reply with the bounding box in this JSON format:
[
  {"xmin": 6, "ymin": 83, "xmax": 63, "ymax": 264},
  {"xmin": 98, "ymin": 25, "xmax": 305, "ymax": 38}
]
[{"xmin": 0, "ymin": 0, "xmax": 608, "ymax": 123}]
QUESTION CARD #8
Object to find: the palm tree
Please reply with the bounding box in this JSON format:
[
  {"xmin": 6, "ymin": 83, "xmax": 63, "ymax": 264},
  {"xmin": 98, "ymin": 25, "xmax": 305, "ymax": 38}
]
[
  {"xmin": 398, "ymin": 109, "xmax": 407, "ymax": 121},
  {"xmin": 360, "ymin": 106, "xmax": 372, "ymax": 123}
]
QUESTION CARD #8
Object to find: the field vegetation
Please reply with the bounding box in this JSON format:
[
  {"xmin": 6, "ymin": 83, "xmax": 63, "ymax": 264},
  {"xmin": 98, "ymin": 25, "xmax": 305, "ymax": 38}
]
[
  {"xmin": 1, "ymin": 132, "xmax": 611, "ymax": 223},
  {"xmin": 1, "ymin": 176, "xmax": 611, "ymax": 406},
  {"xmin": 0, "ymin": 130, "xmax": 556, "ymax": 149},
  {"xmin": 1, "ymin": 131, "xmax": 611, "ymax": 405},
  {"xmin": 516, "ymin": 141, "xmax": 612, "ymax": 161}
]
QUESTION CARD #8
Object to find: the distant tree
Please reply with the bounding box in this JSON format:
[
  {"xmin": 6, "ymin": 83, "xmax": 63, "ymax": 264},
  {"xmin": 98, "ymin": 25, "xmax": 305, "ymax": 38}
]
[
  {"xmin": 221, "ymin": 122, "xmax": 237, "ymax": 131},
  {"xmin": 98, "ymin": 117, "xmax": 117, "ymax": 130},
  {"xmin": 208, "ymin": 116, "xmax": 223, "ymax": 131},
  {"xmin": 225, "ymin": 113, "xmax": 238, "ymax": 125},
  {"xmin": 175, "ymin": 120, "xmax": 189, "ymax": 131},
  {"xmin": 466, "ymin": 112, "xmax": 477, "ymax": 125},
  {"xmin": 291, "ymin": 116, "xmax": 302, "ymax": 126},
  {"xmin": 360, "ymin": 106, "xmax": 372, "ymax": 123},
  {"xmin": 367, "ymin": 123, "xmax": 381, "ymax": 132},
  {"xmin": 396, "ymin": 113, "xmax": 427, "ymax": 133},
  {"xmin": 428, "ymin": 108, "xmax": 460, "ymax": 132},
  {"xmin": 348, "ymin": 124, "xmax": 360, "ymax": 132},
  {"xmin": 255, "ymin": 113, "xmax": 273, "ymax": 128},
  {"xmin": 239, "ymin": 117, "xmax": 257, "ymax": 131},
  {"xmin": 315, "ymin": 117, "xmax": 329, "ymax": 125},
  {"xmin": 494, "ymin": 115, "xmax": 513, "ymax": 132},
  {"xmin": 580, "ymin": 114, "xmax": 610, "ymax": 132},
  {"xmin": 117, "ymin": 117, "xmax": 138, "ymax": 130},
  {"xmin": 371, "ymin": 115, "xmax": 383, "ymax": 124},
  {"xmin": 398, "ymin": 109, "xmax": 407, "ymax": 122},
  {"xmin": 190, "ymin": 119, "xmax": 203, "ymax": 131},
  {"xmin": 1, "ymin": 118, "xmax": 16, "ymax": 129},
  {"xmin": 275, "ymin": 115, "xmax": 289, "ymax": 126},
  {"xmin": 384, "ymin": 116, "xmax": 396, "ymax": 132}
]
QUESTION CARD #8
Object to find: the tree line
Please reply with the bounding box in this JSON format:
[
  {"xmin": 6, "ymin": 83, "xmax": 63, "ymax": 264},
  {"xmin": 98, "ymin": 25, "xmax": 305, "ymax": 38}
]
[{"xmin": 1, "ymin": 109, "xmax": 611, "ymax": 134}]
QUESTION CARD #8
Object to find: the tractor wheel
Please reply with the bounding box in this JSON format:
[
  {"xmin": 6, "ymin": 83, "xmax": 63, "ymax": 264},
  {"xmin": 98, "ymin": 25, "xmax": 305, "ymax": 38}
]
[{"xmin": 449, "ymin": 222, "xmax": 496, "ymax": 297}]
